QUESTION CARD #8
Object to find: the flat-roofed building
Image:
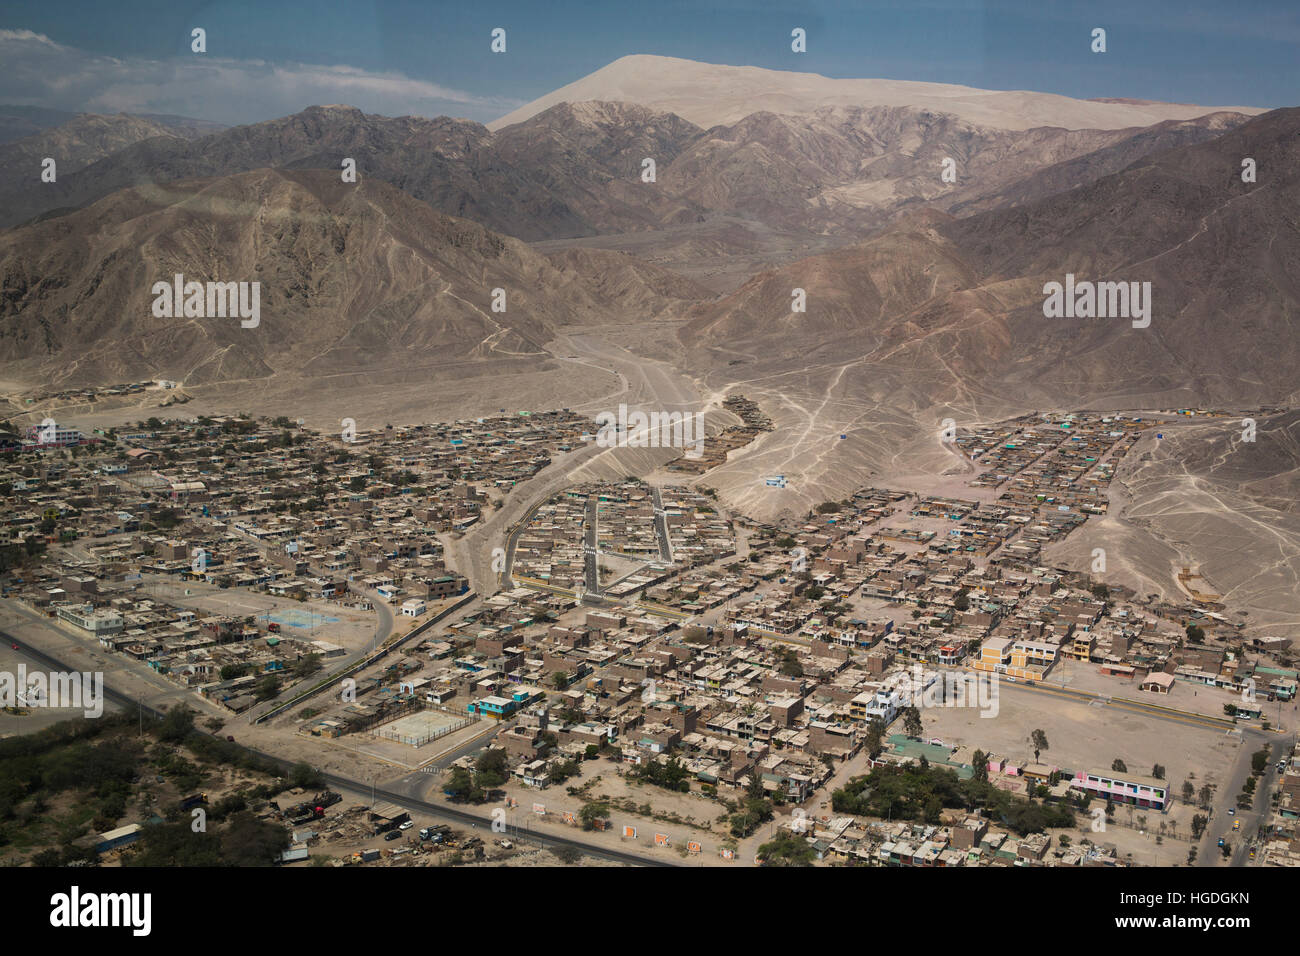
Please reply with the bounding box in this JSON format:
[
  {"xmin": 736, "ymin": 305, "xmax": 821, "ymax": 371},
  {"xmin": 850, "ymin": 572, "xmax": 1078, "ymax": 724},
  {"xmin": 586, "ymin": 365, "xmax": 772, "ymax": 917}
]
[{"xmin": 1070, "ymin": 769, "xmax": 1168, "ymax": 811}]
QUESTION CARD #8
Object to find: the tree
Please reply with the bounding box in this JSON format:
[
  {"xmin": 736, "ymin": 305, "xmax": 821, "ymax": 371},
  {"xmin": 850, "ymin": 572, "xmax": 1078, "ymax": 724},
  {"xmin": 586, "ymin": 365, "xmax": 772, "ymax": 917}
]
[
  {"xmin": 158, "ymin": 705, "xmax": 196, "ymax": 744},
  {"xmin": 1186, "ymin": 624, "xmax": 1205, "ymax": 644},
  {"xmin": 287, "ymin": 762, "xmax": 322, "ymax": 790},
  {"xmin": 293, "ymin": 653, "xmax": 322, "ymax": 680},
  {"xmin": 1031, "ymin": 729, "xmax": 1049, "ymax": 763},
  {"xmin": 580, "ymin": 802, "xmax": 610, "ymax": 831},
  {"xmin": 865, "ymin": 717, "xmax": 886, "ymax": 758},
  {"xmin": 902, "ymin": 706, "xmax": 923, "ymax": 739},
  {"xmin": 254, "ymin": 674, "xmax": 281, "ymax": 702},
  {"xmin": 551, "ymin": 671, "xmax": 569, "ymax": 690},
  {"xmin": 1181, "ymin": 781, "xmax": 1195, "ymax": 803},
  {"xmin": 1111, "ymin": 758, "xmax": 1127, "ymax": 774},
  {"xmin": 971, "ymin": 749, "xmax": 989, "ymax": 784},
  {"xmin": 444, "ymin": 766, "xmax": 484, "ymax": 803},
  {"xmin": 475, "ymin": 749, "xmax": 510, "ymax": 788},
  {"xmin": 552, "ymin": 845, "xmax": 582, "ymax": 864},
  {"xmin": 779, "ymin": 648, "xmax": 803, "ymax": 678},
  {"xmin": 1151, "ymin": 764, "xmax": 1165, "ymax": 781},
  {"xmin": 757, "ymin": 830, "xmax": 816, "ymax": 866}
]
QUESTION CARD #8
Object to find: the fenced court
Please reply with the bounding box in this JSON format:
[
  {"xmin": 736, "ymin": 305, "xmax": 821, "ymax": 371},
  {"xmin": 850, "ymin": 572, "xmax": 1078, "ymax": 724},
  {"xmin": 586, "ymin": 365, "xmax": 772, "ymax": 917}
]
[{"xmin": 370, "ymin": 708, "xmax": 473, "ymax": 747}]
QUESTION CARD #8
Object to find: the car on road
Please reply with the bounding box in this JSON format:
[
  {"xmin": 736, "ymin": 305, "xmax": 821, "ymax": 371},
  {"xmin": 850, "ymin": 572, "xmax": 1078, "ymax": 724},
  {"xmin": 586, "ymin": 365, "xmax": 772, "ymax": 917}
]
[
  {"xmin": 398, "ymin": 820, "xmax": 414, "ymax": 830},
  {"xmin": 1217, "ymin": 839, "xmax": 1225, "ymax": 847},
  {"xmin": 384, "ymin": 830, "xmax": 401, "ymax": 841},
  {"xmin": 226, "ymin": 735, "xmax": 235, "ymax": 742},
  {"xmin": 1227, "ymin": 808, "xmax": 1235, "ymax": 815},
  {"xmin": 1233, "ymin": 820, "xmax": 1241, "ymax": 830},
  {"xmin": 10, "ymin": 643, "xmax": 17, "ymax": 650}
]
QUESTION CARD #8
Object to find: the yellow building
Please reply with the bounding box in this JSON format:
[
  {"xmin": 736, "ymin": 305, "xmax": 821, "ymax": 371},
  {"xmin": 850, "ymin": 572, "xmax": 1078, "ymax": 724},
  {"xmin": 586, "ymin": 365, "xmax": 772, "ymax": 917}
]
[{"xmin": 972, "ymin": 636, "xmax": 1056, "ymax": 682}]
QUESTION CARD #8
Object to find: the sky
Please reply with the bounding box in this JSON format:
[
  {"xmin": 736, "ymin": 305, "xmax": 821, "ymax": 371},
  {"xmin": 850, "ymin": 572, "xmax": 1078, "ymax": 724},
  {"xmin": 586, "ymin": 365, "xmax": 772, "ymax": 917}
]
[{"xmin": 0, "ymin": 0, "xmax": 1295, "ymax": 126}]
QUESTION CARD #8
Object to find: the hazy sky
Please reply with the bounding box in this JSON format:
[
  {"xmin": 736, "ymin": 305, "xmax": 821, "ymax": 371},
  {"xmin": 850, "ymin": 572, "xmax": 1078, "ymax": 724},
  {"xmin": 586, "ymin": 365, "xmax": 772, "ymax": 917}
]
[{"xmin": 1, "ymin": 0, "xmax": 1294, "ymax": 125}]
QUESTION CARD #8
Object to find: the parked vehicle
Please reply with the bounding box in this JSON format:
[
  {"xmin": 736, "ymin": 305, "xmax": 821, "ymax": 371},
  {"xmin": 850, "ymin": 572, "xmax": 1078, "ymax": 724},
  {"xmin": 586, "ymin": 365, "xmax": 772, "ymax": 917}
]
[
  {"xmin": 384, "ymin": 830, "xmax": 402, "ymax": 841},
  {"xmin": 399, "ymin": 820, "xmax": 414, "ymax": 830}
]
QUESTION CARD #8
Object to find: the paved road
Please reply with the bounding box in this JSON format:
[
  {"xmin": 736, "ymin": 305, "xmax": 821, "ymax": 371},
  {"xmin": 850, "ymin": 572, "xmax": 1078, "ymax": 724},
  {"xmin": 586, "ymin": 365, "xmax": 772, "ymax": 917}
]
[
  {"xmin": 584, "ymin": 496, "xmax": 600, "ymax": 594},
  {"xmin": 443, "ymin": 329, "xmax": 701, "ymax": 600},
  {"xmin": 1, "ymin": 625, "xmax": 675, "ymax": 868},
  {"xmin": 991, "ymin": 675, "xmax": 1239, "ymax": 733},
  {"xmin": 1197, "ymin": 727, "xmax": 1294, "ymax": 866},
  {"xmin": 651, "ymin": 485, "xmax": 673, "ymax": 562}
]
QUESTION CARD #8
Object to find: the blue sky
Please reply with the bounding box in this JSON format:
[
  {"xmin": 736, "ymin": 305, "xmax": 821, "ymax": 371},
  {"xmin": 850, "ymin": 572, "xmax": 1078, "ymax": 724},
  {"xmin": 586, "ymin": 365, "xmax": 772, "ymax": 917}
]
[{"xmin": 1, "ymin": 0, "xmax": 1294, "ymax": 125}]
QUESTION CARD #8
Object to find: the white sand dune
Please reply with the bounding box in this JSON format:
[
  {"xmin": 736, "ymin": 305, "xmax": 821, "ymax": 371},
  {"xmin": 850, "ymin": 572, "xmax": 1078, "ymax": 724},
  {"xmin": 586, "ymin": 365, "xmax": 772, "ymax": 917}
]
[{"xmin": 490, "ymin": 54, "xmax": 1264, "ymax": 132}]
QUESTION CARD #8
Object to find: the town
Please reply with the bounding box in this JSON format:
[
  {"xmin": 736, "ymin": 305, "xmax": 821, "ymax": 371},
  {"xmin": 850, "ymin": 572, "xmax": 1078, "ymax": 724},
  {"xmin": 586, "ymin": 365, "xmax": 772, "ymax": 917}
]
[{"xmin": 1, "ymin": 403, "xmax": 1297, "ymax": 869}]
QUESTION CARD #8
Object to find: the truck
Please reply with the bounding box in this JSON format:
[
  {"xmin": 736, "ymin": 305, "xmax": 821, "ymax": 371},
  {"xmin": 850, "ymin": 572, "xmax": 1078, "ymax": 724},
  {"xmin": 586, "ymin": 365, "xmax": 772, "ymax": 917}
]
[
  {"xmin": 419, "ymin": 824, "xmax": 451, "ymax": 843},
  {"xmin": 286, "ymin": 790, "xmax": 342, "ymax": 824},
  {"xmin": 179, "ymin": 793, "xmax": 208, "ymax": 811}
]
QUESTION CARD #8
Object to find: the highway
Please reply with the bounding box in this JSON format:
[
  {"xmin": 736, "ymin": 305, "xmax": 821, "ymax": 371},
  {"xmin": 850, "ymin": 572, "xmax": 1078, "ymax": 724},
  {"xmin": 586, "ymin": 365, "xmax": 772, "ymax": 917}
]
[
  {"xmin": 0, "ymin": 623, "xmax": 676, "ymax": 868},
  {"xmin": 584, "ymin": 495, "xmax": 600, "ymax": 594},
  {"xmin": 1197, "ymin": 726, "xmax": 1294, "ymax": 867},
  {"xmin": 651, "ymin": 485, "xmax": 674, "ymax": 563}
]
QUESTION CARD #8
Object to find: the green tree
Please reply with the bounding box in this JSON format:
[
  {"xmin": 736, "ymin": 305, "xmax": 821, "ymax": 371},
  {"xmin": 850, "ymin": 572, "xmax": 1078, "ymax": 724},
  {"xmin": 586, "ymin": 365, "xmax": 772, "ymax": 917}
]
[
  {"xmin": 158, "ymin": 705, "xmax": 195, "ymax": 743},
  {"xmin": 444, "ymin": 766, "xmax": 484, "ymax": 803},
  {"xmin": 475, "ymin": 749, "xmax": 510, "ymax": 788},
  {"xmin": 865, "ymin": 717, "xmax": 886, "ymax": 758},
  {"xmin": 254, "ymin": 674, "xmax": 282, "ymax": 702},
  {"xmin": 757, "ymin": 830, "xmax": 815, "ymax": 866},
  {"xmin": 778, "ymin": 648, "xmax": 803, "ymax": 678},
  {"xmin": 293, "ymin": 653, "xmax": 322, "ymax": 680},
  {"xmin": 1031, "ymin": 729, "xmax": 1049, "ymax": 762},
  {"xmin": 580, "ymin": 802, "xmax": 610, "ymax": 831}
]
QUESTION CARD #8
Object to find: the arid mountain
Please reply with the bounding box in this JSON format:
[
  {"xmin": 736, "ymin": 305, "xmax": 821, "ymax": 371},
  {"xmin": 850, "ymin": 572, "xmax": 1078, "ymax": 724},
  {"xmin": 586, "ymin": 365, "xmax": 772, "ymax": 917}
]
[
  {"xmin": 0, "ymin": 106, "xmax": 577, "ymax": 235},
  {"xmin": 0, "ymin": 105, "xmax": 81, "ymax": 144},
  {"xmin": 491, "ymin": 55, "xmax": 1264, "ymax": 132},
  {"xmin": 0, "ymin": 113, "xmax": 208, "ymax": 184},
  {"xmin": 682, "ymin": 106, "xmax": 1300, "ymax": 410},
  {"xmin": 659, "ymin": 106, "xmax": 1253, "ymax": 236},
  {"xmin": 947, "ymin": 112, "xmax": 1250, "ymax": 216},
  {"xmin": 493, "ymin": 101, "xmax": 707, "ymax": 234},
  {"xmin": 0, "ymin": 168, "xmax": 710, "ymax": 389},
  {"xmin": 1, "ymin": 94, "xmax": 1255, "ymax": 269}
]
